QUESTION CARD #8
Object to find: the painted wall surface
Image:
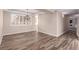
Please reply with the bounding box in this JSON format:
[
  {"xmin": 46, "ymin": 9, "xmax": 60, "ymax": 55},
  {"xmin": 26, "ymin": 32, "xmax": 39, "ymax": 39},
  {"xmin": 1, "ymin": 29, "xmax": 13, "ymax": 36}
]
[
  {"xmin": 0, "ymin": 10, "xmax": 3, "ymax": 44},
  {"xmin": 3, "ymin": 11, "xmax": 69, "ymax": 37},
  {"xmin": 38, "ymin": 12, "xmax": 69, "ymax": 37},
  {"xmin": 57, "ymin": 12, "xmax": 69, "ymax": 36},
  {"xmin": 38, "ymin": 13, "xmax": 58, "ymax": 37},
  {"xmin": 3, "ymin": 11, "xmax": 36, "ymax": 35}
]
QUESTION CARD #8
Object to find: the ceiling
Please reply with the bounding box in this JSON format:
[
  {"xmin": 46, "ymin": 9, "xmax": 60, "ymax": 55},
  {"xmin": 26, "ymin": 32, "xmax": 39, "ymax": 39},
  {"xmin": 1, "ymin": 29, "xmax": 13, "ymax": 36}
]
[
  {"xmin": 4, "ymin": 9, "xmax": 79, "ymax": 15},
  {"xmin": 47, "ymin": 9, "xmax": 79, "ymax": 15}
]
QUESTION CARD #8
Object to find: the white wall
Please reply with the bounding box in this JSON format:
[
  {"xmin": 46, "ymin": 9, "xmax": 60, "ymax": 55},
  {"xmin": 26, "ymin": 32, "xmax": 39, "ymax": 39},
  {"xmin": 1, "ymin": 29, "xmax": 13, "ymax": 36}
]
[
  {"xmin": 0, "ymin": 9, "xmax": 3, "ymax": 44},
  {"xmin": 38, "ymin": 12, "xmax": 69, "ymax": 37},
  {"xmin": 38, "ymin": 13, "xmax": 58, "ymax": 37},
  {"xmin": 3, "ymin": 11, "xmax": 69, "ymax": 37},
  {"xmin": 3, "ymin": 11, "xmax": 36, "ymax": 35},
  {"xmin": 57, "ymin": 12, "xmax": 69, "ymax": 36}
]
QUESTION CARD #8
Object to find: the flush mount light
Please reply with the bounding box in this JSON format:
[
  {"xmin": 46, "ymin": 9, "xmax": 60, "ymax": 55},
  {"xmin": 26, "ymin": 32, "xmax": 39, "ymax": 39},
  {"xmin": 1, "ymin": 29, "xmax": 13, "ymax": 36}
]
[
  {"xmin": 23, "ymin": 9, "xmax": 31, "ymax": 24},
  {"xmin": 25, "ymin": 9, "xmax": 31, "ymax": 24},
  {"xmin": 26, "ymin": 9, "xmax": 30, "ymax": 20}
]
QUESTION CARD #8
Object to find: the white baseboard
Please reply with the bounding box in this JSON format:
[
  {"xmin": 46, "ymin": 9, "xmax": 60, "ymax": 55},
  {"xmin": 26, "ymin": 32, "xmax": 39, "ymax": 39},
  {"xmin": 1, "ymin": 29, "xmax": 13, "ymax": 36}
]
[
  {"xmin": 38, "ymin": 30, "xmax": 68, "ymax": 37},
  {"xmin": 38, "ymin": 31, "xmax": 57, "ymax": 37},
  {"xmin": 56, "ymin": 30, "xmax": 69, "ymax": 37},
  {"xmin": 3, "ymin": 30, "xmax": 36, "ymax": 36}
]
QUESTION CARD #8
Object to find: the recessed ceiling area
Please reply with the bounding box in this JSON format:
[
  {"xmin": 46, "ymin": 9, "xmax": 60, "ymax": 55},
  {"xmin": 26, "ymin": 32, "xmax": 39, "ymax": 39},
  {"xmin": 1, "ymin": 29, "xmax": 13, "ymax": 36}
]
[
  {"xmin": 4, "ymin": 9, "xmax": 79, "ymax": 15},
  {"xmin": 47, "ymin": 9, "xmax": 79, "ymax": 15}
]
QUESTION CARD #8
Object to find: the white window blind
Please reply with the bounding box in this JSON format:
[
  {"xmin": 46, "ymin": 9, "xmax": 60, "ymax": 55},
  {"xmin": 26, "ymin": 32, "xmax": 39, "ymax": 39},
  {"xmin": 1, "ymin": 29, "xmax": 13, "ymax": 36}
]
[{"xmin": 10, "ymin": 14, "xmax": 32, "ymax": 26}]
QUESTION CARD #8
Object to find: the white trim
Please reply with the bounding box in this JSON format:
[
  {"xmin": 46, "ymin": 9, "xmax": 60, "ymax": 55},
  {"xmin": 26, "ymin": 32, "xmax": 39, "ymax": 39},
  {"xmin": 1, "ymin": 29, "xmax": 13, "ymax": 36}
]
[
  {"xmin": 56, "ymin": 30, "xmax": 69, "ymax": 37},
  {"xmin": 3, "ymin": 30, "xmax": 36, "ymax": 36},
  {"xmin": 38, "ymin": 29, "xmax": 68, "ymax": 37},
  {"xmin": 38, "ymin": 31, "xmax": 57, "ymax": 37}
]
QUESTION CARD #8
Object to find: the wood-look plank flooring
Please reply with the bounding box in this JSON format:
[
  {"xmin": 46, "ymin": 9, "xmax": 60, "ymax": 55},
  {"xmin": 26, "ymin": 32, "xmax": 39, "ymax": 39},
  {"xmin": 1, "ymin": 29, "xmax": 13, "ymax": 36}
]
[{"xmin": 0, "ymin": 31, "xmax": 78, "ymax": 50}]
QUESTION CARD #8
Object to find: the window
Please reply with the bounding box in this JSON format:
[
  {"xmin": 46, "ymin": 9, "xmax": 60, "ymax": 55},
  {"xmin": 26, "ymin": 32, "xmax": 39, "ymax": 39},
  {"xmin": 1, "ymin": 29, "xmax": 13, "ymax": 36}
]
[
  {"xmin": 11, "ymin": 14, "xmax": 32, "ymax": 26},
  {"xmin": 70, "ymin": 20, "xmax": 72, "ymax": 23}
]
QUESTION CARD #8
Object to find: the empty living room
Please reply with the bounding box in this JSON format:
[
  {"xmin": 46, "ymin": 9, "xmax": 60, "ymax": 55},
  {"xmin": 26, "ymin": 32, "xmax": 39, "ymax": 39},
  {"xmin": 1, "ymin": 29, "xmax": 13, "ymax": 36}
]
[{"xmin": 0, "ymin": 9, "xmax": 79, "ymax": 50}]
